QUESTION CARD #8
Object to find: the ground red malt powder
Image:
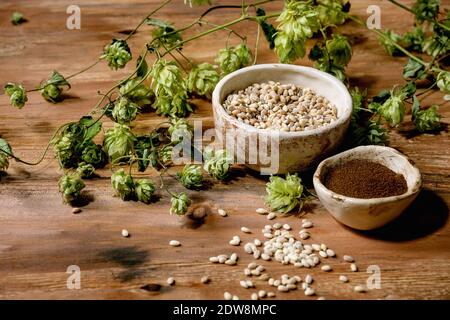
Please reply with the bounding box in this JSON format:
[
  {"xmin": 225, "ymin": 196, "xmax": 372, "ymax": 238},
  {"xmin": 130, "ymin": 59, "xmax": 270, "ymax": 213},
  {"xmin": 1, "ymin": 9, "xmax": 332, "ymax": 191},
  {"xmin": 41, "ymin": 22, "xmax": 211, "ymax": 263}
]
[{"xmin": 322, "ymin": 159, "xmax": 408, "ymax": 199}]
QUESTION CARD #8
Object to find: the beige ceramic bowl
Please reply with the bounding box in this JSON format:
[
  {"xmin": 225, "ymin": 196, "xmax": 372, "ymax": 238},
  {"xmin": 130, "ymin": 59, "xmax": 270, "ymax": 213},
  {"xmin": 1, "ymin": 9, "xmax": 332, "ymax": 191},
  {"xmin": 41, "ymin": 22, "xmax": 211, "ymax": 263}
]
[
  {"xmin": 212, "ymin": 64, "xmax": 352, "ymax": 174},
  {"xmin": 313, "ymin": 146, "xmax": 422, "ymax": 230}
]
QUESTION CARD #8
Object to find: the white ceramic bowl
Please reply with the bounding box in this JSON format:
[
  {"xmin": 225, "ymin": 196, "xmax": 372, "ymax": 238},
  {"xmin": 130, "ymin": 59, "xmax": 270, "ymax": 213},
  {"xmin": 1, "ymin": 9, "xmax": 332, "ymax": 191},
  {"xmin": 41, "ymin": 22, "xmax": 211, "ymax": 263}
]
[
  {"xmin": 211, "ymin": 64, "xmax": 352, "ymax": 174},
  {"xmin": 313, "ymin": 146, "xmax": 422, "ymax": 230}
]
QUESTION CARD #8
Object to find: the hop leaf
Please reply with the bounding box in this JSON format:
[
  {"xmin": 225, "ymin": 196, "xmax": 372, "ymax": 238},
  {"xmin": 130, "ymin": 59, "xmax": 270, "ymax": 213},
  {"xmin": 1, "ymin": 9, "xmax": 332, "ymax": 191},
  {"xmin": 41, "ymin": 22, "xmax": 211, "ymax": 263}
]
[
  {"xmin": 101, "ymin": 39, "xmax": 132, "ymax": 70},
  {"xmin": 119, "ymin": 78, "xmax": 154, "ymax": 106},
  {"xmin": 437, "ymin": 71, "xmax": 450, "ymax": 94},
  {"xmin": 256, "ymin": 8, "xmax": 277, "ymax": 49},
  {"xmin": 170, "ymin": 192, "xmax": 191, "ymax": 215},
  {"xmin": 379, "ymin": 91, "xmax": 406, "ymax": 127},
  {"xmin": 103, "ymin": 124, "xmax": 136, "ymax": 163},
  {"xmin": 186, "ymin": 63, "xmax": 220, "ymax": 98},
  {"xmin": 112, "ymin": 97, "xmax": 139, "ymax": 124},
  {"xmin": 274, "ymin": 2, "xmax": 320, "ymax": 63},
  {"xmin": 403, "ymin": 58, "xmax": 427, "ymax": 80},
  {"xmin": 111, "ymin": 169, "xmax": 135, "ymax": 200},
  {"xmin": 379, "ymin": 30, "xmax": 403, "ymax": 56},
  {"xmin": 148, "ymin": 19, "xmax": 183, "ymax": 50},
  {"xmin": 177, "ymin": 164, "xmax": 203, "ymax": 189},
  {"xmin": 11, "ymin": 12, "xmax": 26, "ymax": 25},
  {"xmin": 216, "ymin": 44, "xmax": 252, "ymax": 75},
  {"xmin": 76, "ymin": 162, "xmax": 95, "ymax": 178},
  {"xmin": 412, "ymin": 0, "xmax": 440, "ymax": 23},
  {"xmin": 39, "ymin": 71, "xmax": 70, "ymax": 103},
  {"xmin": 0, "ymin": 138, "xmax": 12, "ymax": 171},
  {"xmin": 81, "ymin": 142, "xmax": 107, "ymax": 168},
  {"xmin": 350, "ymin": 87, "xmax": 367, "ymax": 122},
  {"xmin": 58, "ymin": 172, "xmax": 85, "ymax": 204},
  {"xmin": 203, "ymin": 148, "xmax": 232, "ymax": 181},
  {"xmin": 265, "ymin": 173, "xmax": 305, "ymax": 214},
  {"xmin": 412, "ymin": 96, "xmax": 441, "ymax": 132},
  {"xmin": 134, "ymin": 179, "xmax": 155, "ymax": 203},
  {"xmin": 349, "ymin": 120, "xmax": 387, "ymax": 146},
  {"xmin": 4, "ymin": 83, "xmax": 27, "ymax": 109},
  {"xmin": 168, "ymin": 117, "xmax": 193, "ymax": 143}
]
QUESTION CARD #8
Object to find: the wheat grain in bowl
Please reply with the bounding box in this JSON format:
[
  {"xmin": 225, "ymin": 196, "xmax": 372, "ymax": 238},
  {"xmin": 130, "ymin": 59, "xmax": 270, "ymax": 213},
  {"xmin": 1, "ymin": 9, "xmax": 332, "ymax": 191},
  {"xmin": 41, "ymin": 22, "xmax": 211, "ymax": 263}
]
[{"xmin": 222, "ymin": 81, "xmax": 338, "ymax": 132}]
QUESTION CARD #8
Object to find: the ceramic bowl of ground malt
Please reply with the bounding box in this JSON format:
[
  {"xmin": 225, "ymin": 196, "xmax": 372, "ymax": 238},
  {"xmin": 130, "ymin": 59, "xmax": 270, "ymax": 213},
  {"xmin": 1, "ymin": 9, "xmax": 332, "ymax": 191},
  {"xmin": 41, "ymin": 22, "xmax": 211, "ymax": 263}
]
[
  {"xmin": 212, "ymin": 64, "xmax": 352, "ymax": 174},
  {"xmin": 313, "ymin": 146, "xmax": 422, "ymax": 230}
]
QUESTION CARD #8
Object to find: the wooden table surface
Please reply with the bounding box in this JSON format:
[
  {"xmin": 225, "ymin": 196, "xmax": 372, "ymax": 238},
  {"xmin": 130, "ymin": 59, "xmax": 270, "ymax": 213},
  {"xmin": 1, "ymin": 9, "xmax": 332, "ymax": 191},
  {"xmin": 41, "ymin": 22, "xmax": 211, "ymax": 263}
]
[{"xmin": 0, "ymin": 0, "xmax": 449, "ymax": 300}]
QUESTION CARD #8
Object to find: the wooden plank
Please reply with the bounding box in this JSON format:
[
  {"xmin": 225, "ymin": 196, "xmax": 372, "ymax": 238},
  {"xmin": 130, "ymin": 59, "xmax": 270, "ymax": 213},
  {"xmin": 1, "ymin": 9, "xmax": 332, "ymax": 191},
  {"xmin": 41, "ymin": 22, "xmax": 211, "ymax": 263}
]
[{"xmin": 0, "ymin": 0, "xmax": 449, "ymax": 300}]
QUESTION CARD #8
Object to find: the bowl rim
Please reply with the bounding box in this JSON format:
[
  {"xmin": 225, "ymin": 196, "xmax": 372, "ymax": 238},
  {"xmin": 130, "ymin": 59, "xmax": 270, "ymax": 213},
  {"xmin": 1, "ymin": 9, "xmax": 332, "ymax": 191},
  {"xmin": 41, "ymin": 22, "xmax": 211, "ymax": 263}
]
[
  {"xmin": 212, "ymin": 63, "xmax": 353, "ymax": 138},
  {"xmin": 313, "ymin": 145, "xmax": 422, "ymax": 204}
]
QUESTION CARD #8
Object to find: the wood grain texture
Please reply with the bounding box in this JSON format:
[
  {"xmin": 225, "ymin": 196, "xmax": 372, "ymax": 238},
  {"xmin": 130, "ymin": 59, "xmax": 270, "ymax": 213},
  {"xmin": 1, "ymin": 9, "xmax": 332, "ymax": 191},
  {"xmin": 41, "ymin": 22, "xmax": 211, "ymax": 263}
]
[{"xmin": 0, "ymin": 0, "xmax": 449, "ymax": 300}]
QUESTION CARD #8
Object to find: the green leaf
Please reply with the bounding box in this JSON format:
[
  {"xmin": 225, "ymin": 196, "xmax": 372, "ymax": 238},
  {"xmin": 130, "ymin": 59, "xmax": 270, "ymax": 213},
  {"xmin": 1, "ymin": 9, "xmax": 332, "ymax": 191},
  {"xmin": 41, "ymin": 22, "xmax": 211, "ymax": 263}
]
[
  {"xmin": 136, "ymin": 55, "xmax": 149, "ymax": 78},
  {"xmin": 78, "ymin": 116, "xmax": 102, "ymax": 143},
  {"xmin": 378, "ymin": 30, "xmax": 403, "ymax": 56},
  {"xmin": 256, "ymin": 8, "xmax": 277, "ymax": 49},
  {"xmin": 403, "ymin": 58, "xmax": 427, "ymax": 80},
  {"xmin": 145, "ymin": 18, "xmax": 172, "ymax": 28}
]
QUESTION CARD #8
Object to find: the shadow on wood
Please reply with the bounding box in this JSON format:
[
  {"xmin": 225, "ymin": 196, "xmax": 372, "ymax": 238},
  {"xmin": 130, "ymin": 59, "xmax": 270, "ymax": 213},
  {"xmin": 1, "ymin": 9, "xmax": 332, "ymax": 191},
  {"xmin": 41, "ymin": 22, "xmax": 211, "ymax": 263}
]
[{"xmin": 350, "ymin": 189, "xmax": 448, "ymax": 241}]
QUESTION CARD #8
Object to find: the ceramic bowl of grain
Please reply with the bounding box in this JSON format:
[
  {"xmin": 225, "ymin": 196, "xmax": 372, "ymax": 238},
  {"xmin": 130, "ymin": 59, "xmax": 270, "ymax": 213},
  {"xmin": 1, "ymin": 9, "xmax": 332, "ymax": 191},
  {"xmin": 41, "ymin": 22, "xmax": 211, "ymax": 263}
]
[
  {"xmin": 212, "ymin": 64, "xmax": 352, "ymax": 174},
  {"xmin": 313, "ymin": 145, "xmax": 422, "ymax": 230}
]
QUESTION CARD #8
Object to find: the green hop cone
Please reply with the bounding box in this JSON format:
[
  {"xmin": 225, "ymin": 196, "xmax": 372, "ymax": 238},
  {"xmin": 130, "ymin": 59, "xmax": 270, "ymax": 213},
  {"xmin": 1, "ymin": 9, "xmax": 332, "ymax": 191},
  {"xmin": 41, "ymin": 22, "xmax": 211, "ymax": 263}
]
[
  {"xmin": 274, "ymin": 2, "xmax": 320, "ymax": 63},
  {"xmin": 111, "ymin": 169, "xmax": 135, "ymax": 200},
  {"xmin": 412, "ymin": 0, "xmax": 440, "ymax": 23},
  {"xmin": 4, "ymin": 83, "xmax": 28, "ymax": 109},
  {"xmin": 412, "ymin": 96, "xmax": 441, "ymax": 132},
  {"xmin": 39, "ymin": 71, "xmax": 70, "ymax": 103},
  {"xmin": 151, "ymin": 59, "xmax": 192, "ymax": 117},
  {"xmin": 216, "ymin": 44, "xmax": 252, "ymax": 75},
  {"xmin": 53, "ymin": 132, "xmax": 78, "ymax": 168},
  {"xmin": 11, "ymin": 12, "xmax": 26, "ymax": 25},
  {"xmin": 159, "ymin": 145, "xmax": 173, "ymax": 166},
  {"xmin": 101, "ymin": 39, "xmax": 132, "ymax": 70},
  {"xmin": 203, "ymin": 148, "xmax": 232, "ymax": 181},
  {"xmin": 170, "ymin": 192, "xmax": 191, "ymax": 215},
  {"xmin": 134, "ymin": 179, "xmax": 156, "ymax": 204},
  {"xmin": 379, "ymin": 92, "xmax": 406, "ymax": 127},
  {"xmin": 81, "ymin": 142, "xmax": 107, "ymax": 168},
  {"xmin": 317, "ymin": 0, "xmax": 348, "ymax": 26},
  {"xmin": 76, "ymin": 162, "xmax": 95, "ymax": 179},
  {"xmin": 112, "ymin": 97, "xmax": 139, "ymax": 124},
  {"xmin": 177, "ymin": 164, "xmax": 203, "ymax": 189},
  {"xmin": 413, "ymin": 105, "xmax": 441, "ymax": 132},
  {"xmin": 186, "ymin": 63, "xmax": 220, "ymax": 98},
  {"xmin": 0, "ymin": 138, "xmax": 12, "ymax": 171},
  {"xmin": 58, "ymin": 172, "xmax": 85, "ymax": 204},
  {"xmin": 436, "ymin": 71, "xmax": 450, "ymax": 94},
  {"xmin": 119, "ymin": 78, "xmax": 154, "ymax": 106},
  {"xmin": 265, "ymin": 173, "xmax": 305, "ymax": 214},
  {"xmin": 168, "ymin": 118, "xmax": 193, "ymax": 143},
  {"xmin": 103, "ymin": 124, "xmax": 136, "ymax": 163},
  {"xmin": 326, "ymin": 34, "xmax": 352, "ymax": 67}
]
